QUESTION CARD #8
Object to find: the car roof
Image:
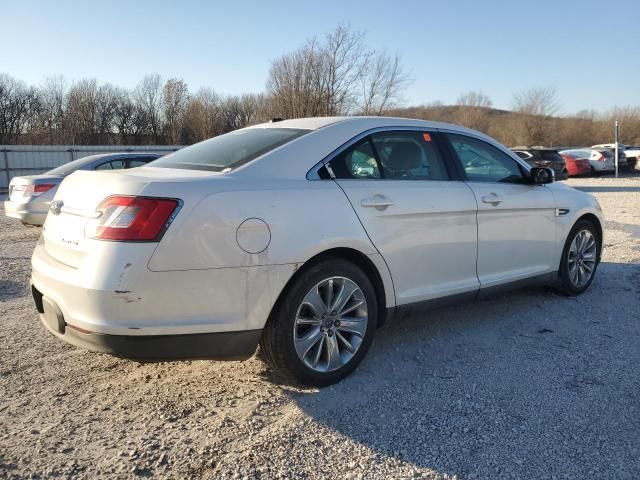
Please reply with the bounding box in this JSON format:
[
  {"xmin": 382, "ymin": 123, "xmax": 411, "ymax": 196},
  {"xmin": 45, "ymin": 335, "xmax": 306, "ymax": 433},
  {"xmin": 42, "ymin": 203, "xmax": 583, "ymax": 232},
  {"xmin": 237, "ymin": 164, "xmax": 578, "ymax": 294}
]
[
  {"xmin": 236, "ymin": 116, "xmax": 524, "ymax": 180},
  {"xmin": 252, "ymin": 116, "xmax": 483, "ymax": 135}
]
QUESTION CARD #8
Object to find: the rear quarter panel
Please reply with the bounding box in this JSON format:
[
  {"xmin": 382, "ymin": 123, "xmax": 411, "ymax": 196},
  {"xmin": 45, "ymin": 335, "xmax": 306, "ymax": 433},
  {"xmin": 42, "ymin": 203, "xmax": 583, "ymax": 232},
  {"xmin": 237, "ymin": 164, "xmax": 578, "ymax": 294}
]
[{"xmin": 147, "ymin": 179, "xmax": 378, "ymax": 271}]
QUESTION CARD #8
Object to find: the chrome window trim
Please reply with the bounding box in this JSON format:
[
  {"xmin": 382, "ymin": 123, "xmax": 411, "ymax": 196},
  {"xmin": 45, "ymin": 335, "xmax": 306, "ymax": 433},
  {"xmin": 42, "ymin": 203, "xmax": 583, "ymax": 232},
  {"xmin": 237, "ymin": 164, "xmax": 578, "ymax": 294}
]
[{"xmin": 306, "ymin": 126, "xmax": 443, "ymax": 181}]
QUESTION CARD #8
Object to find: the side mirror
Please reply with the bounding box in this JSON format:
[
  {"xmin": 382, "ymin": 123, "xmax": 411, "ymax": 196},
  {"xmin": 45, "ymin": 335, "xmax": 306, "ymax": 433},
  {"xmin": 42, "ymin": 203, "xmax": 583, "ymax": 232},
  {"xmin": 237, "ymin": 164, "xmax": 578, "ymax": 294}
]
[{"xmin": 528, "ymin": 167, "xmax": 554, "ymax": 185}]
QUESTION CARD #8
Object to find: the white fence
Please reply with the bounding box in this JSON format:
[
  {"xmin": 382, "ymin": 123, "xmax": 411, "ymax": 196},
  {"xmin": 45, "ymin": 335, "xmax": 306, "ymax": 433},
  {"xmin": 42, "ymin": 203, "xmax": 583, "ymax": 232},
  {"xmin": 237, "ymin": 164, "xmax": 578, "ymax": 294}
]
[{"xmin": 0, "ymin": 145, "xmax": 183, "ymax": 192}]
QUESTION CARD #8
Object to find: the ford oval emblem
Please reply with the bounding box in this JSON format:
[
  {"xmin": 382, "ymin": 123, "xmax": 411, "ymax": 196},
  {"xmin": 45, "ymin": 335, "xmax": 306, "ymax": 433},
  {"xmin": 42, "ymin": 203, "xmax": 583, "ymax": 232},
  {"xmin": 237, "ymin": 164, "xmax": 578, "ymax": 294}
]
[{"xmin": 49, "ymin": 200, "xmax": 64, "ymax": 215}]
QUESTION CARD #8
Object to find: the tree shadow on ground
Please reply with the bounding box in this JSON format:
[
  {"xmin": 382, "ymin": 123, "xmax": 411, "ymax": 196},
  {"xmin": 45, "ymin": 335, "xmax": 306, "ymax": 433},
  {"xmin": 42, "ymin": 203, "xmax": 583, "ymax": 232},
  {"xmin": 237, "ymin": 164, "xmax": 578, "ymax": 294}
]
[{"xmin": 286, "ymin": 261, "xmax": 640, "ymax": 478}]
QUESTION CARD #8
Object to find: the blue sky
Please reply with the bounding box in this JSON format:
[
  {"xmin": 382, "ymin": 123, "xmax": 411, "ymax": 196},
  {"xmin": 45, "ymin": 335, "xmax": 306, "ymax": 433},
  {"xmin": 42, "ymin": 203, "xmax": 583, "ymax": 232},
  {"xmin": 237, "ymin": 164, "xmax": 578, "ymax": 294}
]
[{"xmin": 3, "ymin": 0, "xmax": 639, "ymax": 114}]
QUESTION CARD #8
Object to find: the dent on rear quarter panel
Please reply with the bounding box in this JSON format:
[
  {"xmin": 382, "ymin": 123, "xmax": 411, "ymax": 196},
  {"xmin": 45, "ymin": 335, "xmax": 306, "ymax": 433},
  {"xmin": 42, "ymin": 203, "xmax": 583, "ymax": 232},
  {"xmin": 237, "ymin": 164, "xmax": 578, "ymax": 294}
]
[{"xmin": 147, "ymin": 180, "xmax": 378, "ymax": 272}]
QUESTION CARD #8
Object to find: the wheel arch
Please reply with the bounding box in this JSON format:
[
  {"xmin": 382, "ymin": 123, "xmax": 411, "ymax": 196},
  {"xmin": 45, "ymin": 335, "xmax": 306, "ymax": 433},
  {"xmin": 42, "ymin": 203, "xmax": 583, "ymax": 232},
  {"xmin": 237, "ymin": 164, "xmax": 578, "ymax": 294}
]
[{"xmin": 268, "ymin": 247, "xmax": 392, "ymax": 328}]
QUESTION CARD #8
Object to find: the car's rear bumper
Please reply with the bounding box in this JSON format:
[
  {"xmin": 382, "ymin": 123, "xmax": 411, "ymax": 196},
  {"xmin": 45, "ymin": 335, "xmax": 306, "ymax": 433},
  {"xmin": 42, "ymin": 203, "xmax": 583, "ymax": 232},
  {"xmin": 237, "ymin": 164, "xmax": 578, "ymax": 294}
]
[
  {"xmin": 4, "ymin": 200, "xmax": 47, "ymax": 225},
  {"xmin": 32, "ymin": 285, "xmax": 262, "ymax": 360},
  {"xmin": 589, "ymin": 161, "xmax": 614, "ymax": 172},
  {"xmin": 567, "ymin": 164, "xmax": 591, "ymax": 176}
]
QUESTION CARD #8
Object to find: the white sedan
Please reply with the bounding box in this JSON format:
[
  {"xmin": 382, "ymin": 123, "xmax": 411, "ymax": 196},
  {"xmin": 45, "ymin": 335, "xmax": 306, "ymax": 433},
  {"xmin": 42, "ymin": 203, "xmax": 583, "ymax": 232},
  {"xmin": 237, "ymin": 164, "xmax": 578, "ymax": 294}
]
[{"xmin": 31, "ymin": 117, "xmax": 604, "ymax": 386}]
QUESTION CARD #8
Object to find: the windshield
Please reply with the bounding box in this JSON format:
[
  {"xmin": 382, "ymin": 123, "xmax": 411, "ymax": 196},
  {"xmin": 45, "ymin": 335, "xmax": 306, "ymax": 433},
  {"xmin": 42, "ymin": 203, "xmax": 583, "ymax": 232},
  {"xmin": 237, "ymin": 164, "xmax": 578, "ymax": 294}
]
[{"xmin": 149, "ymin": 128, "xmax": 310, "ymax": 172}]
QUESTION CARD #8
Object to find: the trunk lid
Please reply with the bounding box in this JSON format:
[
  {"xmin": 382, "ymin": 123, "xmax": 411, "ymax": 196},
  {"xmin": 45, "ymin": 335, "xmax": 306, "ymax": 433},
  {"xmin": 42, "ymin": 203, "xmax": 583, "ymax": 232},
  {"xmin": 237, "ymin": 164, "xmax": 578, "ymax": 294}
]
[
  {"xmin": 41, "ymin": 167, "xmax": 219, "ymax": 268},
  {"xmin": 42, "ymin": 170, "xmax": 149, "ymax": 267}
]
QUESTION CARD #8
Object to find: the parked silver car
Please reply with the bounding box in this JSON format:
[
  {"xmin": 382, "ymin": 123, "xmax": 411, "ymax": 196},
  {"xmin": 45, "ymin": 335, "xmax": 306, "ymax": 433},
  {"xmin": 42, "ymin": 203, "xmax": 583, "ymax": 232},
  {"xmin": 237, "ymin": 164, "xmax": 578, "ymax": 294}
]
[{"xmin": 4, "ymin": 153, "xmax": 161, "ymax": 225}]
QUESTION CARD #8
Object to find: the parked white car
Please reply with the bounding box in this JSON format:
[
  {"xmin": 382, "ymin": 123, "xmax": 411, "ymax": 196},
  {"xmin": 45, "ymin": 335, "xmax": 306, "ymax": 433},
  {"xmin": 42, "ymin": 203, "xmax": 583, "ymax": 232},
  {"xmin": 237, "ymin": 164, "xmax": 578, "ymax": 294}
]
[
  {"xmin": 620, "ymin": 145, "xmax": 640, "ymax": 170},
  {"xmin": 590, "ymin": 144, "xmax": 632, "ymax": 170},
  {"xmin": 31, "ymin": 117, "xmax": 604, "ymax": 386}
]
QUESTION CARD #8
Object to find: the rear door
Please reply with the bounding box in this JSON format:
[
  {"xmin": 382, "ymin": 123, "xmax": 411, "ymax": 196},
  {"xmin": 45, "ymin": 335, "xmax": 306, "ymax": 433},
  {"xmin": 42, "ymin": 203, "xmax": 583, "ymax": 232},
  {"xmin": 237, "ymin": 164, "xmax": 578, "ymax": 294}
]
[
  {"xmin": 444, "ymin": 132, "xmax": 557, "ymax": 288},
  {"xmin": 329, "ymin": 130, "xmax": 479, "ymax": 305}
]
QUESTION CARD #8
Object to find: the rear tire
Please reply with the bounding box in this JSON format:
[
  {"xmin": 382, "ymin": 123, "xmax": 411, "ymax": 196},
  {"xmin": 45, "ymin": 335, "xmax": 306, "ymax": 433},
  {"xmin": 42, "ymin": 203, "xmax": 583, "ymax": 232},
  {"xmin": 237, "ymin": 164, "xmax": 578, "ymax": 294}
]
[
  {"xmin": 555, "ymin": 219, "xmax": 600, "ymax": 296},
  {"xmin": 260, "ymin": 258, "xmax": 377, "ymax": 387}
]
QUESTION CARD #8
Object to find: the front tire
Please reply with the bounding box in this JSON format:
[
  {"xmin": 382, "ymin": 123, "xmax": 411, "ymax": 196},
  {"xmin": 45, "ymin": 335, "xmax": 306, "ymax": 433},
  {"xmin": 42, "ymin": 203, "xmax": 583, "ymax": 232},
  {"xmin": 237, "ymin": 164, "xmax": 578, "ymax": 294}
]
[
  {"xmin": 260, "ymin": 258, "xmax": 377, "ymax": 387},
  {"xmin": 556, "ymin": 219, "xmax": 600, "ymax": 295}
]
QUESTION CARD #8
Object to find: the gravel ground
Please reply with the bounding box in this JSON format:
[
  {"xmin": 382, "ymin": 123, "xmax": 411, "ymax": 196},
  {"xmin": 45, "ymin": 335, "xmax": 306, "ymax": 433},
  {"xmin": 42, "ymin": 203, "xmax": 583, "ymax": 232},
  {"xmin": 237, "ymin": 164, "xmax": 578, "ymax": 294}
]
[{"xmin": 1, "ymin": 176, "xmax": 639, "ymax": 479}]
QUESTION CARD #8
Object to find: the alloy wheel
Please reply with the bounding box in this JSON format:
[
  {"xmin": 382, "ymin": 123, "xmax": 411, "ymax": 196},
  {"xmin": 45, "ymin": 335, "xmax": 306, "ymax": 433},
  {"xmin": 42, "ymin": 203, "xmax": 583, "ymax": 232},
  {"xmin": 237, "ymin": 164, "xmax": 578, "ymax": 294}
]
[
  {"xmin": 293, "ymin": 277, "xmax": 368, "ymax": 373},
  {"xmin": 567, "ymin": 229, "xmax": 597, "ymax": 288}
]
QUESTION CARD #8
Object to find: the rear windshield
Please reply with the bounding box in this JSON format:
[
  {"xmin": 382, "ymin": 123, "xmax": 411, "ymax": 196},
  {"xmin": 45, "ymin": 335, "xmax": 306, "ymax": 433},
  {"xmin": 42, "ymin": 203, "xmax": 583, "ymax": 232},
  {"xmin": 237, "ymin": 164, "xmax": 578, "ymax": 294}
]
[
  {"xmin": 149, "ymin": 128, "xmax": 310, "ymax": 172},
  {"xmin": 46, "ymin": 155, "xmax": 103, "ymax": 175}
]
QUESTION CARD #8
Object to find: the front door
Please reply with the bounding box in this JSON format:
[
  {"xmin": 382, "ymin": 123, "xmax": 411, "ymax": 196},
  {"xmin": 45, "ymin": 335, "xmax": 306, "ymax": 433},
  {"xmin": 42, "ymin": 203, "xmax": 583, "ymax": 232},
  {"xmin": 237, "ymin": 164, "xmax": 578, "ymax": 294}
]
[{"xmin": 444, "ymin": 132, "xmax": 557, "ymax": 288}]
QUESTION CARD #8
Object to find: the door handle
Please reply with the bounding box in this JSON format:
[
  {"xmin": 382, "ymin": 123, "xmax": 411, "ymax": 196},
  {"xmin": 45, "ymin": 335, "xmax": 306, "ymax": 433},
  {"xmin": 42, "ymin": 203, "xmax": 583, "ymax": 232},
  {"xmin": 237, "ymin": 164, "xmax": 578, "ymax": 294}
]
[
  {"xmin": 361, "ymin": 195, "xmax": 394, "ymax": 209},
  {"xmin": 481, "ymin": 193, "xmax": 503, "ymax": 205}
]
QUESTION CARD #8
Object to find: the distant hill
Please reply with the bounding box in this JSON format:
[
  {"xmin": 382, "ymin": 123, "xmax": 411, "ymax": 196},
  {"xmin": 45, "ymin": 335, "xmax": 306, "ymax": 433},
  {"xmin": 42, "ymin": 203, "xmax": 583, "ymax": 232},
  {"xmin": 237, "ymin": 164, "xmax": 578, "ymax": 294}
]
[{"xmin": 382, "ymin": 104, "xmax": 638, "ymax": 147}]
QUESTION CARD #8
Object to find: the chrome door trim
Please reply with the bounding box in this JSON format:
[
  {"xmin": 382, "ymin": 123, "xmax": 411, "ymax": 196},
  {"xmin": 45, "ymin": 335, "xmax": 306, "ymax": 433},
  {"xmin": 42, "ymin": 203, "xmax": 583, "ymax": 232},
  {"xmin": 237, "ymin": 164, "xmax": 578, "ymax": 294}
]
[{"xmin": 306, "ymin": 126, "xmax": 442, "ymax": 181}]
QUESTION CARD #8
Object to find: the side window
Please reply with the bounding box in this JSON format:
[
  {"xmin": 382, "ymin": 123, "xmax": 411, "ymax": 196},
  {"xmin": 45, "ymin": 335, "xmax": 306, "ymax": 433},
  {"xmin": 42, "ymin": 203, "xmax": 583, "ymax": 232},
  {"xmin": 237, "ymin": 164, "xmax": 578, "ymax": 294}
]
[
  {"xmin": 448, "ymin": 134, "xmax": 524, "ymax": 183},
  {"xmin": 95, "ymin": 162, "xmax": 113, "ymax": 170},
  {"xmin": 329, "ymin": 139, "xmax": 380, "ymax": 179},
  {"xmin": 370, "ymin": 131, "xmax": 448, "ymax": 180},
  {"xmin": 95, "ymin": 160, "xmax": 125, "ymax": 170},
  {"xmin": 127, "ymin": 159, "xmax": 149, "ymax": 168}
]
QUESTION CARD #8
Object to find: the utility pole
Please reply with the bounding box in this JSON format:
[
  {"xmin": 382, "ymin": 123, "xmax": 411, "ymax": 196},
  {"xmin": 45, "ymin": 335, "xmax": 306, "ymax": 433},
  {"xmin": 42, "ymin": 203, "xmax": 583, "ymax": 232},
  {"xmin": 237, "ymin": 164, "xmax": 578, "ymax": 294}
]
[{"xmin": 614, "ymin": 119, "xmax": 619, "ymax": 178}]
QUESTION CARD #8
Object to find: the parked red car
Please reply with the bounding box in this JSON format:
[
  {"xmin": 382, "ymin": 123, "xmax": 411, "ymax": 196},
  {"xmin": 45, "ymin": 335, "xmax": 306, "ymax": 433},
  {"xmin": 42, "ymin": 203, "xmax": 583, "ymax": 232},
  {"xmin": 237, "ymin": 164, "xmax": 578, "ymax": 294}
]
[{"xmin": 560, "ymin": 153, "xmax": 591, "ymax": 176}]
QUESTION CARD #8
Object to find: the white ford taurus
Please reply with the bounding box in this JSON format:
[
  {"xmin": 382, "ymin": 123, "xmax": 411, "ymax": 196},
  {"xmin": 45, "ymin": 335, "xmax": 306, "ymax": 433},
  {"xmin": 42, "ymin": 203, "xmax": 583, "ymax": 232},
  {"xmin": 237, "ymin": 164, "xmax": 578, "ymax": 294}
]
[{"xmin": 31, "ymin": 117, "xmax": 604, "ymax": 386}]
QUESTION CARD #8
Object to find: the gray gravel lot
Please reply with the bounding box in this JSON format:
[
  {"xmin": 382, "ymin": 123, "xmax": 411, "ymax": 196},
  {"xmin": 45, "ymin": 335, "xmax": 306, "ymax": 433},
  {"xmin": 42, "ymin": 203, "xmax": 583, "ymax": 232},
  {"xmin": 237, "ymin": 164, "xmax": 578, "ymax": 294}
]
[{"xmin": 1, "ymin": 176, "xmax": 639, "ymax": 479}]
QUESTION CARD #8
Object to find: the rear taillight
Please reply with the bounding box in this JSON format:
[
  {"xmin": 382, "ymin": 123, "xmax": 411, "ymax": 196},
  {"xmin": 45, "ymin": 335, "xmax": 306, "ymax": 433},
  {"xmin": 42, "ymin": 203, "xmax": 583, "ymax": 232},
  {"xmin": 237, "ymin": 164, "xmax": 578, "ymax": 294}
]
[
  {"xmin": 12, "ymin": 184, "xmax": 56, "ymax": 197},
  {"xmin": 86, "ymin": 196, "xmax": 180, "ymax": 242}
]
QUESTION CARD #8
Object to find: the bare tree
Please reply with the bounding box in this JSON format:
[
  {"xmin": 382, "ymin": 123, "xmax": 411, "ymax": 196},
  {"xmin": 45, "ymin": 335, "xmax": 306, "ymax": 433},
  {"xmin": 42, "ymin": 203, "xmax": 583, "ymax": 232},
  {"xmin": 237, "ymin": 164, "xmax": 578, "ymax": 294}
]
[
  {"xmin": 607, "ymin": 106, "xmax": 640, "ymax": 144},
  {"xmin": 181, "ymin": 87, "xmax": 226, "ymax": 143},
  {"xmin": 322, "ymin": 25, "xmax": 368, "ymax": 115},
  {"xmin": 454, "ymin": 91, "xmax": 493, "ymax": 132},
  {"xmin": 66, "ymin": 79, "xmax": 100, "ymax": 143},
  {"xmin": 0, "ymin": 74, "xmax": 39, "ymax": 143},
  {"xmin": 359, "ymin": 52, "xmax": 410, "ymax": 115},
  {"xmin": 111, "ymin": 89, "xmax": 134, "ymax": 144},
  {"xmin": 95, "ymin": 83, "xmax": 119, "ymax": 144},
  {"xmin": 134, "ymin": 74, "xmax": 163, "ymax": 143},
  {"xmin": 37, "ymin": 75, "xmax": 67, "ymax": 143},
  {"xmin": 512, "ymin": 87, "xmax": 560, "ymax": 145},
  {"xmin": 163, "ymin": 78, "xmax": 189, "ymax": 144},
  {"xmin": 267, "ymin": 39, "xmax": 330, "ymax": 118},
  {"xmin": 267, "ymin": 25, "xmax": 409, "ymax": 118}
]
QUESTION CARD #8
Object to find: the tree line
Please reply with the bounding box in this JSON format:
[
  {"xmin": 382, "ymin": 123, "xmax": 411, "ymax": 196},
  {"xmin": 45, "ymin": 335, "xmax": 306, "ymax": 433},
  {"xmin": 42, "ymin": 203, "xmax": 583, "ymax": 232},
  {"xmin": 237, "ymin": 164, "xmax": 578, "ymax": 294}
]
[
  {"xmin": 1, "ymin": 26, "xmax": 639, "ymax": 147},
  {"xmin": 389, "ymin": 90, "xmax": 640, "ymax": 147}
]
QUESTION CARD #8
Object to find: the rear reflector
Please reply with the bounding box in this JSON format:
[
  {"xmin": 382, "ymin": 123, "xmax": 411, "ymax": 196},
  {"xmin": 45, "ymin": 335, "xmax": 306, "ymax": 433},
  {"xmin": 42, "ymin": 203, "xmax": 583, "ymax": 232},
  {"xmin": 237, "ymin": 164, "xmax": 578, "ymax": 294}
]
[
  {"xmin": 86, "ymin": 196, "xmax": 180, "ymax": 242},
  {"xmin": 12, "ymin": 183, "xmax": 56, "ymax": 197}
]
